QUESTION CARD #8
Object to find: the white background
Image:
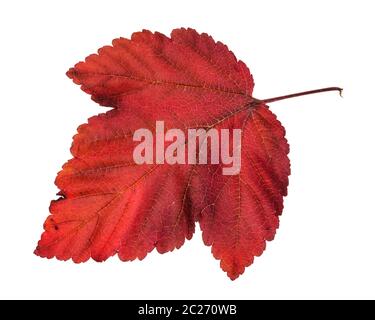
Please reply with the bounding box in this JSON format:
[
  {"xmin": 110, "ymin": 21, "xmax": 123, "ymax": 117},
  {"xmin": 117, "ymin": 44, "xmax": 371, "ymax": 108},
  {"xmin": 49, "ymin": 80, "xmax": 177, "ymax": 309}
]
[{"xmin": 1, "ymin": 0, "xmax": 374, "ymax": 300}]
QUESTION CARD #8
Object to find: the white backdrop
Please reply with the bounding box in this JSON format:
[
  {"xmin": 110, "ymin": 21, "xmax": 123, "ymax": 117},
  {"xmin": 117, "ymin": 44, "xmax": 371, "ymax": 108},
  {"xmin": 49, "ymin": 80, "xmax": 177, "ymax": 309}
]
[{"xmin": 1, "ymin": 0, "xmax": 374, "ymax": 299}]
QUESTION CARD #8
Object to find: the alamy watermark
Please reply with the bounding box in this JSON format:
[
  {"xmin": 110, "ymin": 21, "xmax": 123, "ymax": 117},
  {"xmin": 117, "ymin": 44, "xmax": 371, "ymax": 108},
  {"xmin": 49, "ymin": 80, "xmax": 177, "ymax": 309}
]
[{"xmin": 133, "ymin": 121, "xmax": 242, "ymax": 175}]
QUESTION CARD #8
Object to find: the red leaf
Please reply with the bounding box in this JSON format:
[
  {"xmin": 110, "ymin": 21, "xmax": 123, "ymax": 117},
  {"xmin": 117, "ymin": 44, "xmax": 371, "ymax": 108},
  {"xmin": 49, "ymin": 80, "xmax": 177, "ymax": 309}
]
[{"xmin": 35, "ymin": 28, "xmax": 340, "ymax": 280}]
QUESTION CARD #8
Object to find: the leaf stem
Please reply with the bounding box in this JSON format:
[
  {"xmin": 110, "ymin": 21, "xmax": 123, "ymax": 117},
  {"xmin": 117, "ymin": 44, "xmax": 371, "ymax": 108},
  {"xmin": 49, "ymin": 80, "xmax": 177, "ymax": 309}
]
[{"xmin": 261, "ymin": 87, "xmax": 343, "ymax": 104}]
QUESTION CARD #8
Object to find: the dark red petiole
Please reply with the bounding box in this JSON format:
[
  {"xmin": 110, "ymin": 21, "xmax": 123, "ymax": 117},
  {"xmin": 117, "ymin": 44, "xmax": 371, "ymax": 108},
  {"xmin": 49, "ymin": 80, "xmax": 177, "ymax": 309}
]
[{"xmin": 262, "ymin": 87, "xmax": 343, "ymax": 104}]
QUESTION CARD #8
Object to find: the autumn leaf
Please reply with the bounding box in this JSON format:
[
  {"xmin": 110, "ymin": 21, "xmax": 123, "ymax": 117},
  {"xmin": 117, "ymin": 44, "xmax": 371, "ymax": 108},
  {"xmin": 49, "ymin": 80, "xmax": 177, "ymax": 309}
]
[{"xmin": 35, "ymin": 28, "xmax": 341, "ymax": 280}]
